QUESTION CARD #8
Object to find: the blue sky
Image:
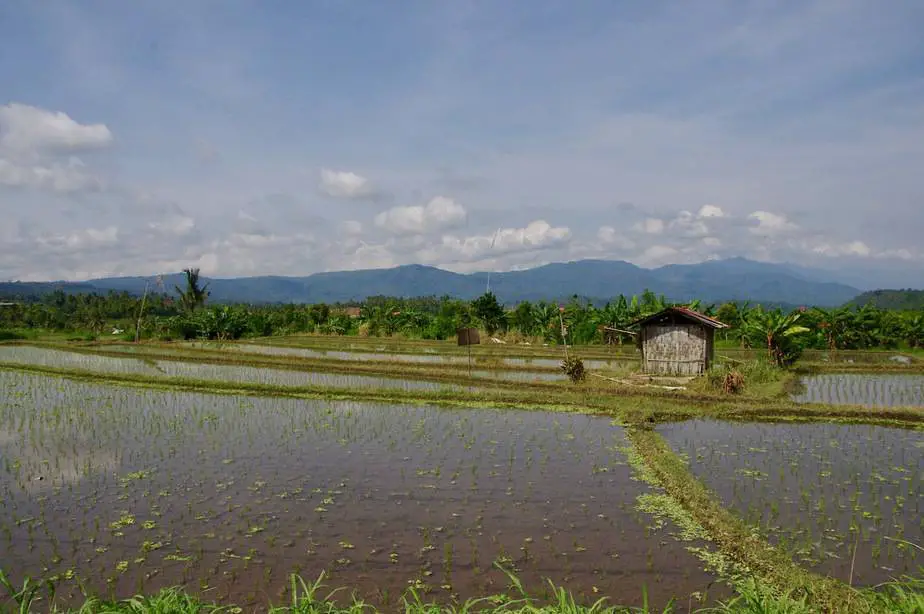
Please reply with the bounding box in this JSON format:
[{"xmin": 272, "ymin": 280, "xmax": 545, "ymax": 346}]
[{"xmin": 1, "ymin": 1, "xmax": 923, "ymax": 286}]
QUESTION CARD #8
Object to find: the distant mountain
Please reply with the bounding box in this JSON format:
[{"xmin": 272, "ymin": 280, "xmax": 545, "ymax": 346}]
[
  {"xmin": 2, "ymin": 258, "xmax": 863, "ymax": 307},
  {"xmin": 849, "ymin": 289, "xmax": 924, "ymax": 311}
]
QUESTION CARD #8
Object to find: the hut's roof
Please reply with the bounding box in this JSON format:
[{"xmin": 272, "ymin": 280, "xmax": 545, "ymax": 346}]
[{"xmin": 631, "ymin": 306, "xmax": 729, "ymax": 329}]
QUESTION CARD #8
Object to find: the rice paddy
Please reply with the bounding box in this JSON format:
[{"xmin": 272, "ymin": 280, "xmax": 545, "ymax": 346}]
[
  {"xmin": 658, "ymin": 420, "xmax": 923, "ymax": 584},
  {"xmin": 0, "ymin": 371, "xmax": 720, "ymax": 611},
  {"xmin": 1, "ymin": 338, "xmax": 922, "ymax": 612},
  {"xmin": 0, "ymin": 346, "xmax": 468, "ymax": 393},
  {"xmin": 791, "ymin": 373, "xmax": 924, "ymax": 407}
]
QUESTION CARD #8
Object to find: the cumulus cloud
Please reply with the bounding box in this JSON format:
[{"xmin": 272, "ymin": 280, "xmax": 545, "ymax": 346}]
[
  {"xmin": 0, "ymin": 103, "xmax": 112, "ymax": 193},
  {"xmin": 697, "ymin": 205, "xmax": 725, "ymax": 218},
  {"xmin": 375, "ymin": 196, "xmax": 467, "ymax": 235},
  {"xmin": 419, "ymin": 220, "xmax": 571, "ymax": 265},
  {"xmin": 319, "ymin": 169, "xmax": 376, "ymax": 199},
  {"xmin": 633, "ymin": 218, "xmax": 665, "ymax": 234},
  {"xmin": 749, "ymin": 211, "xmax": 799, "ymax": 235},
  {"xmin": 0, "ymin": 103, "xmax": 112, "ymax": 155},
  {"xmin": 597, "ymin": 226, "xmax": 635, "ymax": 250}
]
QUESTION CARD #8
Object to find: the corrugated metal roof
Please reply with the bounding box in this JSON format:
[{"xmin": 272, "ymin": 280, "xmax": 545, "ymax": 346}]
[{"xmin": 630, "ymin": 306, "xmax": 729, "ymax": 329}]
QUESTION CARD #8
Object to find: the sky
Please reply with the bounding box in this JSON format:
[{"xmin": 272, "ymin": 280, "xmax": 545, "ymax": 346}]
[{"xmin": 1, "ymin": 0, "xmax": 923, "ymax": 286}]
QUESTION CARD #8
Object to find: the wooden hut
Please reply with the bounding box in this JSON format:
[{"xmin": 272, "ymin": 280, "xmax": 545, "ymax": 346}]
[{"xmin": 631, "ymin": 307, "xmax": 728, "ymax": 376}]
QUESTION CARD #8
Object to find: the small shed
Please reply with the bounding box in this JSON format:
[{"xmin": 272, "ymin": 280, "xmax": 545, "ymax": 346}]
[{"xmin": 631, "ymin": 307, "xmax": 728, "ymax": 376}]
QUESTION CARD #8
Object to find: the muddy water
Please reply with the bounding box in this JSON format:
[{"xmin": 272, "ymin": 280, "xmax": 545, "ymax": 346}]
[
  {"xmin": 0, "ymin": 346, "xmax": 461, "ymax": 392},
  {"xmin": 659, "ymin": 420, "xmax": 923, "ymax": 585},
  {"xmin": 0, "ymin": 372, "xmax": 722, "ymax": 611},
  {"xmin": 791, "ymin": 373, "xmax": 924, "ymax": 407}
]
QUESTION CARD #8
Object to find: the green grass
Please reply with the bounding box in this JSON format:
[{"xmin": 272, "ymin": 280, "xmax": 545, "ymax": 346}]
[{"xmin": 3, "ymin": 569, "xmax": 921, "ymax": 613}]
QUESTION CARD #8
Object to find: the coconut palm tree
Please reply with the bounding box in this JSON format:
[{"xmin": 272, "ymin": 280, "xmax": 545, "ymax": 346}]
[{"xmin": 175, "ymin": 268, "xmax": 210, "ymax": 313}]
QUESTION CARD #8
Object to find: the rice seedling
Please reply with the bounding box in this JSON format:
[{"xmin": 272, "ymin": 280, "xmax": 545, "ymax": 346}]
[{"xmin": 658, "ymin": 420, "xmax": 922, "ymax": 585}]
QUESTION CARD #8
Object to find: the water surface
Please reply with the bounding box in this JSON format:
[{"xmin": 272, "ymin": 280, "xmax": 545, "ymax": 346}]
[
  {"xmin": 659, "ymin": 420, "xmax": 923, "ymax": 584},
  {"xmin": 0, "ymin": 371, "xmax": 722, "ymax": 610},
  {"xmin": 0, "ymin": 346, "xmax": 460, "ymax": 392},
  {"xmin": 792, "ymin": 373, "xmax": 924, "ymax": 407}
]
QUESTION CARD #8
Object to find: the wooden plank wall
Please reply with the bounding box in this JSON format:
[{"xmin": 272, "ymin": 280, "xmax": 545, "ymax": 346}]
[{"xmin": 642, "ymin": 324, "xmax": 707, "ymax": 375}]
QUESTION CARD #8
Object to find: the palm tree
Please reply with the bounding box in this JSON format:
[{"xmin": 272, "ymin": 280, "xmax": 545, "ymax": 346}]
[
  {"xmin": 175, "ymin": 268, "xmax": 210, "ymax": 313},
  {"xmin": 743, "ymin": 307, "xmax": 809, "ymax": 367}
]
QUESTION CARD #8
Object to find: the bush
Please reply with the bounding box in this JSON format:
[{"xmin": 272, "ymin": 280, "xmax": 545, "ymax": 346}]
[
  {"xmin": 0, "ymin": 330, "xmax": 26, "ymax": 341},
  {"xmin": 560, "ymin": 356, "xmax": 586, "ymax": 383}
]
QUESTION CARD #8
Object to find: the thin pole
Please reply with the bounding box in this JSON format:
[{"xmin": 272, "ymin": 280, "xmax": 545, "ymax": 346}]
[
  {"xmin": 559, "ymin": 308, "xmax": 569, "ymax": 361},
  {"xmin": 135, "ymin": 280, "xmax": 150, "ymax": 343}
]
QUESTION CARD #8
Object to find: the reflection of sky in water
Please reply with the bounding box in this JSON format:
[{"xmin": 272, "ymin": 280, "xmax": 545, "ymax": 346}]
[
  {"xmin": 0, "ymin": 346, "xmax": 463, "ymax": 391},
  {"xmin": 792, "ymin": 373, "xmax": 924, "ymax": 407},
  {"xmin": 659, "ymin": 419, "xmax": 923, "ymax": 584},
  {"xmin": 0, "ymin": 370, "xmax": 721, "ymax": 610}
]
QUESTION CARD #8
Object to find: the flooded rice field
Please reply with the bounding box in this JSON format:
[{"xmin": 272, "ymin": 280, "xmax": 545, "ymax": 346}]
[
  {"xmin": 791, "ymin": 373, "xmax": 924, "ymax": 407},
  {"xmin": 0, "ymin": 371, "xmax": 721, "ymax": 610},
  {"xmin": 658, "ymin": 420, "xmax": 923, "ymax": 585},
  {"xmin": 0, "ymin": 346, "xmax": 463, "ymax": 392},
  {"xmin": 185, "ymin": 343, "xmax": 634, "ymax": 371}
]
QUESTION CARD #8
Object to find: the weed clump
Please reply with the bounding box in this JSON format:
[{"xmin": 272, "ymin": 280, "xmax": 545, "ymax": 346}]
[
  {"xmin": 703, "ymin": 360, "xmax": 782, "ymax": 395},
  {"xmin": 560, "ymin": 356, "xmax": 586, "ymax": 383}
]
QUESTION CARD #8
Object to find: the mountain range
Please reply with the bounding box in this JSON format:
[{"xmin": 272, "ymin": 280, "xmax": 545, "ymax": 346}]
[{"xmin": 0, "ymin": 258, "xmax": 870, "ymax": 307}]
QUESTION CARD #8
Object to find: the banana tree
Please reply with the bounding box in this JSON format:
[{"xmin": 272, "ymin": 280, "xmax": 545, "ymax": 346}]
[{"xmin": 743, "ymin": 307, "xmax": 810, "ymax": 367}]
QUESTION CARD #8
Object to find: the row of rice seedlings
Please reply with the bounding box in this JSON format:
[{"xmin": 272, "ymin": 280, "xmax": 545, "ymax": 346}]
[{"xmin": 659, "ymin": 420, "xmax": 922, "ymax": 585}]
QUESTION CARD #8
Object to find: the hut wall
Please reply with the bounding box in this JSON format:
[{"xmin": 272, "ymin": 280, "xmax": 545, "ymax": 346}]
[
  {"xmin": 704, "ymin": 328, "xmax": 715, "ymax": 371},
  {"xmin": 641, "ymin": 323, "xmax": 708, "ymax": 376}
]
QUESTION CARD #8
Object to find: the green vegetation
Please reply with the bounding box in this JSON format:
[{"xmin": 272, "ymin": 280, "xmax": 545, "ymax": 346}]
[
  {"xmin": 3, "ymin": 284, "xmax": 924, "ymax": 353},
  {"xmin": 852, "ymin": 289, "xmax": 924, "ymax": 311}
]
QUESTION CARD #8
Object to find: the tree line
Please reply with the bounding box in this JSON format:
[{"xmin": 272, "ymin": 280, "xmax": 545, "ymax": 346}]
[{"xmin": 2, "ymin": 269, "xmax": 923, "ymax": 358}]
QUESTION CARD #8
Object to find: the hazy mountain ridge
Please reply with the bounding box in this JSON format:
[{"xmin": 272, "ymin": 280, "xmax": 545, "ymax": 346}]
[
  {"xmin": 850, "ymin": 289, "xmax": 924, "ymax": 311},
  {"xmin": 0, "ymin": 258, "xmax": 868, "ymax": 307}
]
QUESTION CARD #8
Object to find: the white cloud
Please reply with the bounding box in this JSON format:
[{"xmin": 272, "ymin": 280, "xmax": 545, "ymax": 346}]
[
  {"xmin": 637, "ymin": 244, "xmax": 679, "ymax": 266},
  {"xmin": 0, "ymin": 103, "xmax": 112, "ymax": 193},
  {"xmin": 697, "ymin": 205, "xmax": 725, "ymax": 218},
  {"xmin": 812, "ymin": 240, "xmax": 872, "ymax": 258},
  {"xmin": 420, "ymin": 220, "xmax": 571, "ymax": 265},
  {"xmin": 148, "ymin": 214, "xmax": 195, "ymax": 236},
  {"xmin": 341, "ymin": 220, "xmax": 363, "ymax": 235},
  {"xmin": 633, "ymin": 218, "xmax": 665, "ymax": 234},
  {"xmin": 0, "ymin": 103, "xmax": 112, "ymax": 155},
  {"xmin": 35, "ymin": 226, "xmax": 119, "ymax": 250},
  {"xmin": 374, "ymin": 196, "xmax": 467, "ymax": 235},
  {"xmin": 668, "ymin": 210, "xmax": 709, "ymax": 237},
  {"xmin": 0, "ymin": 157, "xmax": 104, "ymax": 192},
  {"xmin": 749, "ymin": 211, "xmax": 799, "ymax": 235},
  {"xmin": 597, "ymin": 226, "xmax": 635, "ymax": 249},
  {"xmin": 319, "ymin": 169, "xmax": 375, "ymax": 199}
]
